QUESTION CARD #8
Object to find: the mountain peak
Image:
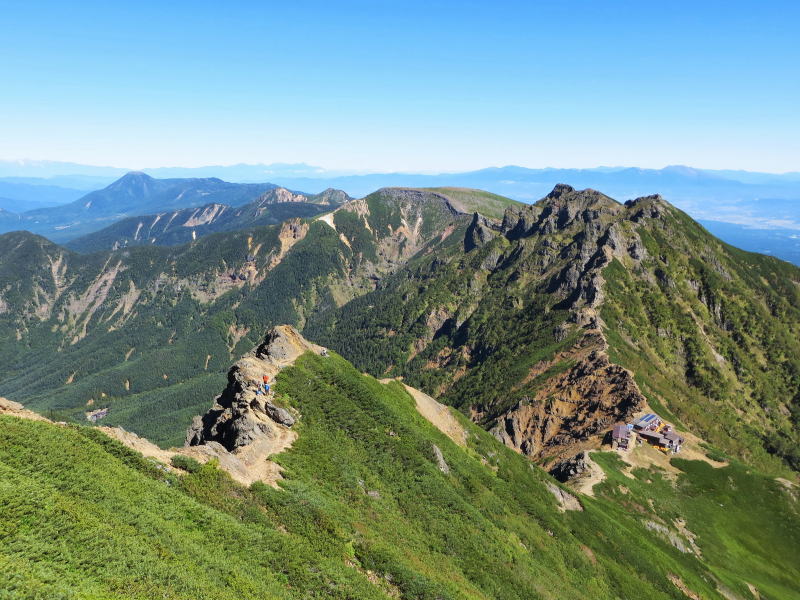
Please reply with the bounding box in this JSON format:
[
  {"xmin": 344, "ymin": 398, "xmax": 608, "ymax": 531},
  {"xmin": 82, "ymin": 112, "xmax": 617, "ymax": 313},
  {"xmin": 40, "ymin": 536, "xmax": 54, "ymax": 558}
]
[
  {"xmin": 106, "ymin": 171, "xmax": 155, "ymax": 191},
  {"xmin": 546, "ymin": 183, "xmax": 576, "ymax": 198},
  {"xmin": 537, "ymin": 183, "xmax": 620, "ymax": 213},
  {"xmin": 119, "ymin": 171, "xmax": 152, "ymax": 181},
  {"xmin": 623, "ymin": 194, "xmax": 672, "ymax": 220}
]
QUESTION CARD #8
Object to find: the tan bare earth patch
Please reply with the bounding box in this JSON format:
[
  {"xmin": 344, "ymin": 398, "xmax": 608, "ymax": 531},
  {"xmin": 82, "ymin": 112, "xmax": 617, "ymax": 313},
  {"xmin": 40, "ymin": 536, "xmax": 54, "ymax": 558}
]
[
  {"xmin": 98, "ymin": 417, "xmax": 298, "ymax": 488},
  {"xmin": 383, "ymin": 379, "xmax": 467, "ymax": 447},
  {"xmin": 668, "ymin": 574, "xmax": 701, "ymax": 600},
  {"xmin": 97, "ymin": 426, "xmax": 175, "ymax": 465},
  {"xmin": 0, "ymin": 397, "xmax": 50, "ymax": 422},
  {"xmin": 746, "ymin": 582, "xmax": 761, "ymax": 599},
  {"xmin": 181, "ymin": 429, "xmax": 297, "ymax": 488},
  {"xmin": 567, "ymin": 451, "xmax": 607, "ymax": 497}
]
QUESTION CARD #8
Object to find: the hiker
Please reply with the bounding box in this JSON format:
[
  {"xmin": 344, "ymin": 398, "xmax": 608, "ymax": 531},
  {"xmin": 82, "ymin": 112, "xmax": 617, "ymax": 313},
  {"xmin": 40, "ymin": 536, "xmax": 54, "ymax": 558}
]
[{"xmin": 262, "ymin": 374, "xmax": 269, "ymax": 385}]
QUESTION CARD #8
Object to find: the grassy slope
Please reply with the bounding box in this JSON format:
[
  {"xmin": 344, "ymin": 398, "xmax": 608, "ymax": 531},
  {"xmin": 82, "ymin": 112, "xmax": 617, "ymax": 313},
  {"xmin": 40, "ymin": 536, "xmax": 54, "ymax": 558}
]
[
  {"xmin": 601, "ymin": 208, "xmax": 800, "ymax": 473},
  {"xmin": 3, "ymin": 350, "xmax": 797, "ymax": 599},
  {"xmin": 425, "ymin": 187, "xmax": 523, "ymax": 221}
]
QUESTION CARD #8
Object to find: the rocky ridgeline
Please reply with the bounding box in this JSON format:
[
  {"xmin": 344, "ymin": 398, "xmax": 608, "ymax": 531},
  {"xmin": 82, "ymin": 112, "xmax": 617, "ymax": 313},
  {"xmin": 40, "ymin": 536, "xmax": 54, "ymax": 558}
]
[
  {"xmin": 186, "ymin": 325, "xmax": 325, "ymax": 450},
  {"xmin": 461, "ymin": 185, "xmax": 660, "ymax": 460}
]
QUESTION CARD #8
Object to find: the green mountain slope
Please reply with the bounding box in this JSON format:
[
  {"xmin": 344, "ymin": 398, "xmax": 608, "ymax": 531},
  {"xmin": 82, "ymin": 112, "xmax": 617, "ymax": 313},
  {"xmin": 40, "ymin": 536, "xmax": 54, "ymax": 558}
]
[
  {"xmin": 65, "ymin": 186, "xmax": 350, "ymax": 253},
  {"xmin": 0, "ymin": 188, "xmax": 472, "ymax": 446},
  {"xmin": 424, "ymin": 186, "xmax": 524, "ymax": 220},
  {"xmin": 1, "ymin": 183, "xmax": 798, "ymax": 477},
  {"xmin": 2, "ymin": 337, "xmax": 798, "ymax": 599},
  {"xmin": 307, "ymin": 185, "xmax": 800, "ymax": 473}
]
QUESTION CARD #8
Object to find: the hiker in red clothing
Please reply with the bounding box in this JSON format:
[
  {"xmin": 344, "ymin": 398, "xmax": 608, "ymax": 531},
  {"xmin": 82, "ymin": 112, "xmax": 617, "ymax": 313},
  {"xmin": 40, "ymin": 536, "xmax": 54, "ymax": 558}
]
[{"xmin": 262, "ymin": 374, "xmax": 269, "ymax": 384}]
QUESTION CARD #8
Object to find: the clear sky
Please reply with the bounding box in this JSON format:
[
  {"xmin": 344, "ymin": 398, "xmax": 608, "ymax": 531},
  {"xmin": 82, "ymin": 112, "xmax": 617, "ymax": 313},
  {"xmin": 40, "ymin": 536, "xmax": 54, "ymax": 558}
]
[{"xmin": 1, "ymin": 0, "xmax": 798, "ymax": 172}]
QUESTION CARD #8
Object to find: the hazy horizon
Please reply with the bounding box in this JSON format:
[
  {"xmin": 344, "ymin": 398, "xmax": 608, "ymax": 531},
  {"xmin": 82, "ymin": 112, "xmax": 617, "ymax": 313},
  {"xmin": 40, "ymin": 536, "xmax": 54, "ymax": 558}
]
[{"xmin": 1, "ymin": 158, "xmax": 799, "ymax": 179}]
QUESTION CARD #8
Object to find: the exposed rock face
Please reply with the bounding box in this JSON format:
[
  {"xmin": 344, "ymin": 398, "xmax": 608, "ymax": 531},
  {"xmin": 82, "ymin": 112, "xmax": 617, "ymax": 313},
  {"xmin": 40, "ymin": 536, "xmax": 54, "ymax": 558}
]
[
  {"xmin": 186, "ymin": 325, "xmax": 325, "ymax": 450},
  {"xmin": 432, "ymin": 444, "xmax": 450, "ymax": 474},
  {"xmin": 490, "ymin": 340, "xmax": 645, "ymax": 460},
  {"xmin": 545, "ymin": 481, "xmax": 583, "ymax": 512},
  {"xmin": 549, "ymin": 451, "xmax": 594, "ymax": 482},
  {"xmin": 465, "ymin": 212, "xmax": 498, "ymax": 252},
  {"xmin": 255, "ymin": 187, "xmax": 308, "ymax": 205},
  {"xmin": 270, "ymin": 218, "xmax": 310, "ymax": 267}
]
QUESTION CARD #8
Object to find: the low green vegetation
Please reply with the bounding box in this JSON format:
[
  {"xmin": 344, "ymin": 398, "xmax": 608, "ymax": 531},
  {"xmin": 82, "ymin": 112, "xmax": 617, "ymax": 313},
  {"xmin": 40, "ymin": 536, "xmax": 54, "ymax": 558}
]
[
  {"xmin": 425, "ymin": 187, "xmax": 523, "ymax": 221},
  {"xmin": 601, "ymin": 205, "xmax": 800, "ymax": 473},
  {"xmin": 2, "ymin": 350, "xmax": 797, "ymax": 598}
]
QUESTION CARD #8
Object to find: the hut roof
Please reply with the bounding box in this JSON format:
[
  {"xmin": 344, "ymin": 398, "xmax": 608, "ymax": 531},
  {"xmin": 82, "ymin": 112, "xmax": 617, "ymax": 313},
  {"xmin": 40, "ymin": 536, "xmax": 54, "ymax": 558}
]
[{"xmin": 612, "ymin": 424, "xmax": 630, "ymax": 439}]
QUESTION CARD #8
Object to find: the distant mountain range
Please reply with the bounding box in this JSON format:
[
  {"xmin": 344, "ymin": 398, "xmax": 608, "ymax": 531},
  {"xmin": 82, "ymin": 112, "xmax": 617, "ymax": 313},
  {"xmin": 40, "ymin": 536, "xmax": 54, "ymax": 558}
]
[
  {"xmin": 1, "ymin": 162, "xmax": 799, "ymax": 262},
  {"xmin": 67, "ymin": 186, "xmax": 351, "ymax": 252},
  {"xmin": 0, "ymin": 180, "xmax": 86, "ymax": 211},
  {"xmin": 0, "ymin": 173, "xmax": 286, "ymax": 242}
]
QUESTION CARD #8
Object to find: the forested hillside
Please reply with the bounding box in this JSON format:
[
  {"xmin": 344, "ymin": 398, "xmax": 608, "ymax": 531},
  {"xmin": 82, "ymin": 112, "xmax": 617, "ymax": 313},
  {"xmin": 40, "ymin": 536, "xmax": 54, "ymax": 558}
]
[{"xmin": 0, "ymin": 188, "xmax": 472, "ymax": 446}]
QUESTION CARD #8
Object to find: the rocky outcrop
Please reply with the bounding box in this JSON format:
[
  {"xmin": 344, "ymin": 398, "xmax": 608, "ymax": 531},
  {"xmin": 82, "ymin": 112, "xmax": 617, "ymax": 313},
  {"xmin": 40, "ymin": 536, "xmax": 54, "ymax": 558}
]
[
  {"xmin": 549, "ymin": 451, "xmax": 594, "ymax": 482},
  {"xmin": 181, "ymin": 325, "xmax": 329, "ymax": 487},
  {"xmin": 545, "ymin": 481, "xmax": 583, "ymax": 512},
  {"xmin": 186, "ymin": 325, "xmax": 324, "ymax": 450},
  {"xmin": 490, "ymin": 331, "xmax": 646, "ymax": 461},
  {"xmin": 432, "ymin": 444, "xmax": 450, "ymax": 474},
  {"xmin": 464, "ymin": 212, "xmax": 498, "ymax": 252},
  {"xmin": 0, "ymin": 397, "xmax": 50, "ymax": 422}
]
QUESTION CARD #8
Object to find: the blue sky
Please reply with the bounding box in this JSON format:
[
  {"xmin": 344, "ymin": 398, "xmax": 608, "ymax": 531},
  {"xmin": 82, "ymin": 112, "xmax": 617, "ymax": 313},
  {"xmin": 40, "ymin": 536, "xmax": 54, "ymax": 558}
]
[{"xmin": 1, "ymin": 0, "xmax": 798, "ymax": 172}]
